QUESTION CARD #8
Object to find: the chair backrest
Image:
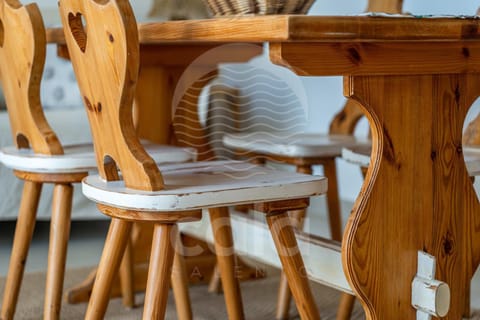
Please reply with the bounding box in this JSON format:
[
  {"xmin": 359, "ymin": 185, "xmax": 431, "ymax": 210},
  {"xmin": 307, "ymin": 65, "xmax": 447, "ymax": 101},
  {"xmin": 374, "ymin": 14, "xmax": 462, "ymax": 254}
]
[
  {"xmin": 59, "ymin": 0, "xmax": 164, "ymax": 191},
  {"xmin": 329, "ymin": 0, "xmax": 403, "ymax": 135},
  {"xmin": 0, "ymin": 0, "xmax": 63, "ymax": 154},
  {"xmin": 463, "ymin": 113, "xmax": 480, "ymax": 147},
  {"xmin": 366, "ymin": 0, "xmax": 403, "ymax": 13}
]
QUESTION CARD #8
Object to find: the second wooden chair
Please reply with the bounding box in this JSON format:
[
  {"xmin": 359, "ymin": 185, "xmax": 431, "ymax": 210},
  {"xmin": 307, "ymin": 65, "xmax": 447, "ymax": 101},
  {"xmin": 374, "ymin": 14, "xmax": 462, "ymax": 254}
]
[{"xmin": 59, "ymin": 0, "xmax": 329, "ymax": 319}]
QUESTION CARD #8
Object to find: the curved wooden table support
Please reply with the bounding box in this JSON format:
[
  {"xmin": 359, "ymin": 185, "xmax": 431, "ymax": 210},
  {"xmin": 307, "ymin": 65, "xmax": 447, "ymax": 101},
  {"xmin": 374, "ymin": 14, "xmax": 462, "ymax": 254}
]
[
  {"xmin": 342, "ymin": 74, "xmax": 480, "ymax": 319},
  {"xmin": 269, "ymin": 23, "xmax": 480, "ymax": 317}
]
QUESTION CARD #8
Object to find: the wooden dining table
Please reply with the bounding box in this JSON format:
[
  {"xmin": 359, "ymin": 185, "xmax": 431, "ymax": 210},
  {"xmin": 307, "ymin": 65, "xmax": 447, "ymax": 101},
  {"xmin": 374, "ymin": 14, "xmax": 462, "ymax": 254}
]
[{"xmin": 47, "ymin": 14, "xmax": 480, "ymax": 319}]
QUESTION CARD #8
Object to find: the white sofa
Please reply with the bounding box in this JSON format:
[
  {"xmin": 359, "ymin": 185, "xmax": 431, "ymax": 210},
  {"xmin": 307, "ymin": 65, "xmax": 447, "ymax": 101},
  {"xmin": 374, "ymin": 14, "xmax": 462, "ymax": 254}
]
[
  {"xmin": 0, "ymin": 45, "xmax": 102, "ymax": 221},
  {"xmin": 0, "ymin": 109, "xmax": 102, "ymax": 220}
]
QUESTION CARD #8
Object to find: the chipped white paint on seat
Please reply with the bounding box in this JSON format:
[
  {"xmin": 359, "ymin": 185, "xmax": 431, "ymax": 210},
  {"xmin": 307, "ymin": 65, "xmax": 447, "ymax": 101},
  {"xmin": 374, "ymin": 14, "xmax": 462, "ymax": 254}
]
[
  {"xmin": 223, "ymin": 132, "xmax": 370, "ymax": 158},
  {"xmin": 342, "ymin": 145, "xmax": 480, "ymax": 177},
  {"xmin": 82, "ymin": 161, "xmax": 327, "ymax": 211},
  {"xmin": 0, "ymin": 142, "xmax": 196, "ymax": 174},
  {"xmin": 0, "ymin": 144, "xmax": 96, "ymax": 173}
]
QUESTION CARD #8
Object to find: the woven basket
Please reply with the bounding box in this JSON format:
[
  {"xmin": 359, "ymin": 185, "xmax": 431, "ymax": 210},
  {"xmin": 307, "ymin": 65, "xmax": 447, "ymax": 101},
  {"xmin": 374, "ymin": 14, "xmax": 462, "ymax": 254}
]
[{"xmin": 204, "ymin": 0, "xmax": 315, "ymax": 16}]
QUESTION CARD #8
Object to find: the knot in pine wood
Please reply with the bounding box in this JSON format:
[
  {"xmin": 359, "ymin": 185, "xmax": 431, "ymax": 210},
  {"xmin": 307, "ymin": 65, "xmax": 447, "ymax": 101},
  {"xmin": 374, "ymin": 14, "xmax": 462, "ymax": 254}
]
[
  {"xmin": 346, "ymin": 47, "xmax": 362, "ymax": 66},
  {"xmin": 442, "ymin": 231, "xmax": 455, "ymax": 256}
]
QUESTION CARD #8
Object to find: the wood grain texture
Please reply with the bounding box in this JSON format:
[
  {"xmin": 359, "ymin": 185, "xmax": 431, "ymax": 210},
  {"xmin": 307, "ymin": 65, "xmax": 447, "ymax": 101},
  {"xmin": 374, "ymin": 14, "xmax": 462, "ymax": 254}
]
[
  {"xmin": 116, "ymin": 16, "xmax": 480, "ymax": 43},
  {"xmin": 44, "ymin": 183, "xmax": 73, "ymax": 320},
  {"xmin": 342, "ymin": 74, "xmax": 480, "ymax": 319},
  {"xmin": 0, "ymin": 0, "xmax": 62, "ymax": 155},
  {"xmin": 254, "ymin": 198, "xmax": 309, "ymax": 215},
  {"xmin": 13, "ymin": 170, "xmax": 86, "ymax": 183},
  {"xmin": 366, "ymin": 0, "xmax": 402, "ymax": 12},
  {"xmin": 171, "ymin": 229, "xmax": 192, "ymax": 320},
  {"xmin": 270, "ymin": 42, "xmax": 480, "ymax": 76},
  {"xmin": 48, "ymin": 15, "xmax": 480, "ymax": 45},
  {"xmin": 143, "ymin": 223, "xmax": 177, "ymax": 320},
  {"xmin": 331, "ymin": 4, "xmax": 406, "ymax": 318},
  {"xmin": 96, "ymin": 204, "xmax": 203, "ymax": 222},
  {"xmin": 58, "ymin": 0, "xmax": 164, "ymax": 191},
  {"xmin": 336, "ymin": 294, "xmax": 356, "ymax": 320},
  {"xmin": 0, "ymin": 181, "xmax": 42, "ymax": 320},
  {"xmin": 209, "ymin": 207, "xmax": 245, "ymax": 320},
  {"xmin": 266, "ymin": 213, "xmax": 320, "ymax": 320},
  {"xmin": 276, "ymin": 164, "xmax": 312, "ymax": 320},
  {"xmin": 118, "ymin": 237, "xmax": 135, "ymax": 308},
  {"xmin": 85, "ymin": 219, "xmax": 133, "ymax": 320}
]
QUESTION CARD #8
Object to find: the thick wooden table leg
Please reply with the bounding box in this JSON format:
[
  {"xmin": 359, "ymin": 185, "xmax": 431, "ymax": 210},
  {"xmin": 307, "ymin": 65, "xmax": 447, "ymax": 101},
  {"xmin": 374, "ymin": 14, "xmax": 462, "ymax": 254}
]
[
  {"xmin": 1, "ymin": 181, "xmax": 42, "ymax": 320},
  {"xmin": 143, "ymin": 223, "xmax": 177, "ymax": 320},
  {"xmin": 342, "ymin": 74, "xmax": 480, "ymax": 319},
  {"xmin": 86, "ymin": 219, "xmax": 132, "ymax": 320},
  {"xmin": 209, "ymin": 207, "xmax": 245, "ymax": 320},
  {"xmin": 44, "ymin": 183, "xmax": 73, "ymax": 320},
  {"xmin": 267, "ymin": 212, "xmax": 320, "ymax": 320}
]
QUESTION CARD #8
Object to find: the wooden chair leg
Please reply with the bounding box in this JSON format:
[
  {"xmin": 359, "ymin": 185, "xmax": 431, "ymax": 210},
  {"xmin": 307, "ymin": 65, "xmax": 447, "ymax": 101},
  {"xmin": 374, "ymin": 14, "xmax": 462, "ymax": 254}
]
[
  {"xmin": 171, "ymin": 228, "xmax": 192, "ymax": 320},
  {"xmin": 85, "ymin": 218, "xmax": 133, "ymax": 320},
  {"xmin": 266, "ymin": 212, "xmax": 320, "ymax": 320},
  {"xmin": 1, "ymin": 181, "xmax": 42, "ymax": 320},
  {"xmin": 322, "ymin": 158, "xmax": 342, "ymax": 241},
  {"xmin": 143, "ymin": 223, "xmax": 177, "ymax": 320},
  {"xmin": 207, "ymin": 265, "xmax": 222, "ymax": 293},
  {"xmin": 276, "ymin": 164, "xmax": 311, "ymax": 320},
  {"xmin": 336, "ymin": 294, "xmax": 356, "ymax": 320},
  {"xmin": 44, "ymin": 183, "xmax": 73, "ymax": 320},
  {"xmin": 119, "ymin": 236, "xmax": 135, "ymax": 308},
  {"xmin": 276, "ymin": 272, "xmax": 292, "ymax": 320},
  {"xmin": 209, "ymin": 207, "xmax": 245, "ymax": 320}
]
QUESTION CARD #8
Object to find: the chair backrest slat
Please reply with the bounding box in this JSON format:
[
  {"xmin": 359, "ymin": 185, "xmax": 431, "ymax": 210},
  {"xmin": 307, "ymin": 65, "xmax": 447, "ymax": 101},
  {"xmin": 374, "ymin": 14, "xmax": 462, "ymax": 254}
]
[
  {"xmin": 0, "ymin": 0, "xmax": 63, "ymax": 154},
  {"xmin": 59, "ymin": 0, "xmax": 164, "ymax": 191},
  {"xmin": 367, "ymin": 0, "xmax": 403, "ymax": 13}
]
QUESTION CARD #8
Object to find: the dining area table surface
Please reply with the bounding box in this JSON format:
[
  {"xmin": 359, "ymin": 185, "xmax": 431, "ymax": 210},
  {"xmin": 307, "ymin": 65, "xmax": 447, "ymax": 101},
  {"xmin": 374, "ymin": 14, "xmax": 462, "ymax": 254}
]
[{"xmin": 47, "ymin": 14, "xmax": 480, "ymax": 319}]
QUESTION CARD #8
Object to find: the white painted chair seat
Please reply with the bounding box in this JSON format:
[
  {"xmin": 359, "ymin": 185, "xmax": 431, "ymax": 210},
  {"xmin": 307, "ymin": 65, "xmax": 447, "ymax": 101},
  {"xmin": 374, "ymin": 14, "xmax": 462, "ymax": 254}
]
[
  {"xmin": 342, "ymin": 145, "xmax": 480, "ymax": 176},
  {"xmin": 223, "ymin": 132, "xmax": 370, "ymax": 158},
  {"xmin": 0, "ymin": 142, "xmax": 196, "ymax": 174},
  {"xmin": 82, "ymin": 160, "xmax": 327, "ymax": 212}
]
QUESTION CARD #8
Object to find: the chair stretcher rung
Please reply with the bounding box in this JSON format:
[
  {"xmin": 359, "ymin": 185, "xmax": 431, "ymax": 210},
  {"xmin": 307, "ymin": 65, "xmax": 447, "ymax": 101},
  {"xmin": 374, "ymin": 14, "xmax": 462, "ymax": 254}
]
[{"xmin": 179, "ymin": 211, "xmax": 353, "ymax": 294}]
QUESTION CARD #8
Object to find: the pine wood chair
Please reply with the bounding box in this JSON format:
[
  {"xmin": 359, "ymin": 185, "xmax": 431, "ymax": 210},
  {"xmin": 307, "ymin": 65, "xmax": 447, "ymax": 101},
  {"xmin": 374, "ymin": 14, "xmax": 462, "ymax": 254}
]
[
  {"xmin": 58, "ymin": 0, "xmax": 329, "ymax": 319},
  {"xmin": 0, "ymin": 1, "xmax": 195, "ymax": 319}
]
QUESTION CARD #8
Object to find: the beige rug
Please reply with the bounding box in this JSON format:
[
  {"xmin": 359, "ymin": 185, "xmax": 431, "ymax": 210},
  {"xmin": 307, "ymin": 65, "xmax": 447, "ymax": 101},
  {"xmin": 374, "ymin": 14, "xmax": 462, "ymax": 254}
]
[{"xmin": 1, "ymin": 267, "xmax": 367, "ymax": 319}]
